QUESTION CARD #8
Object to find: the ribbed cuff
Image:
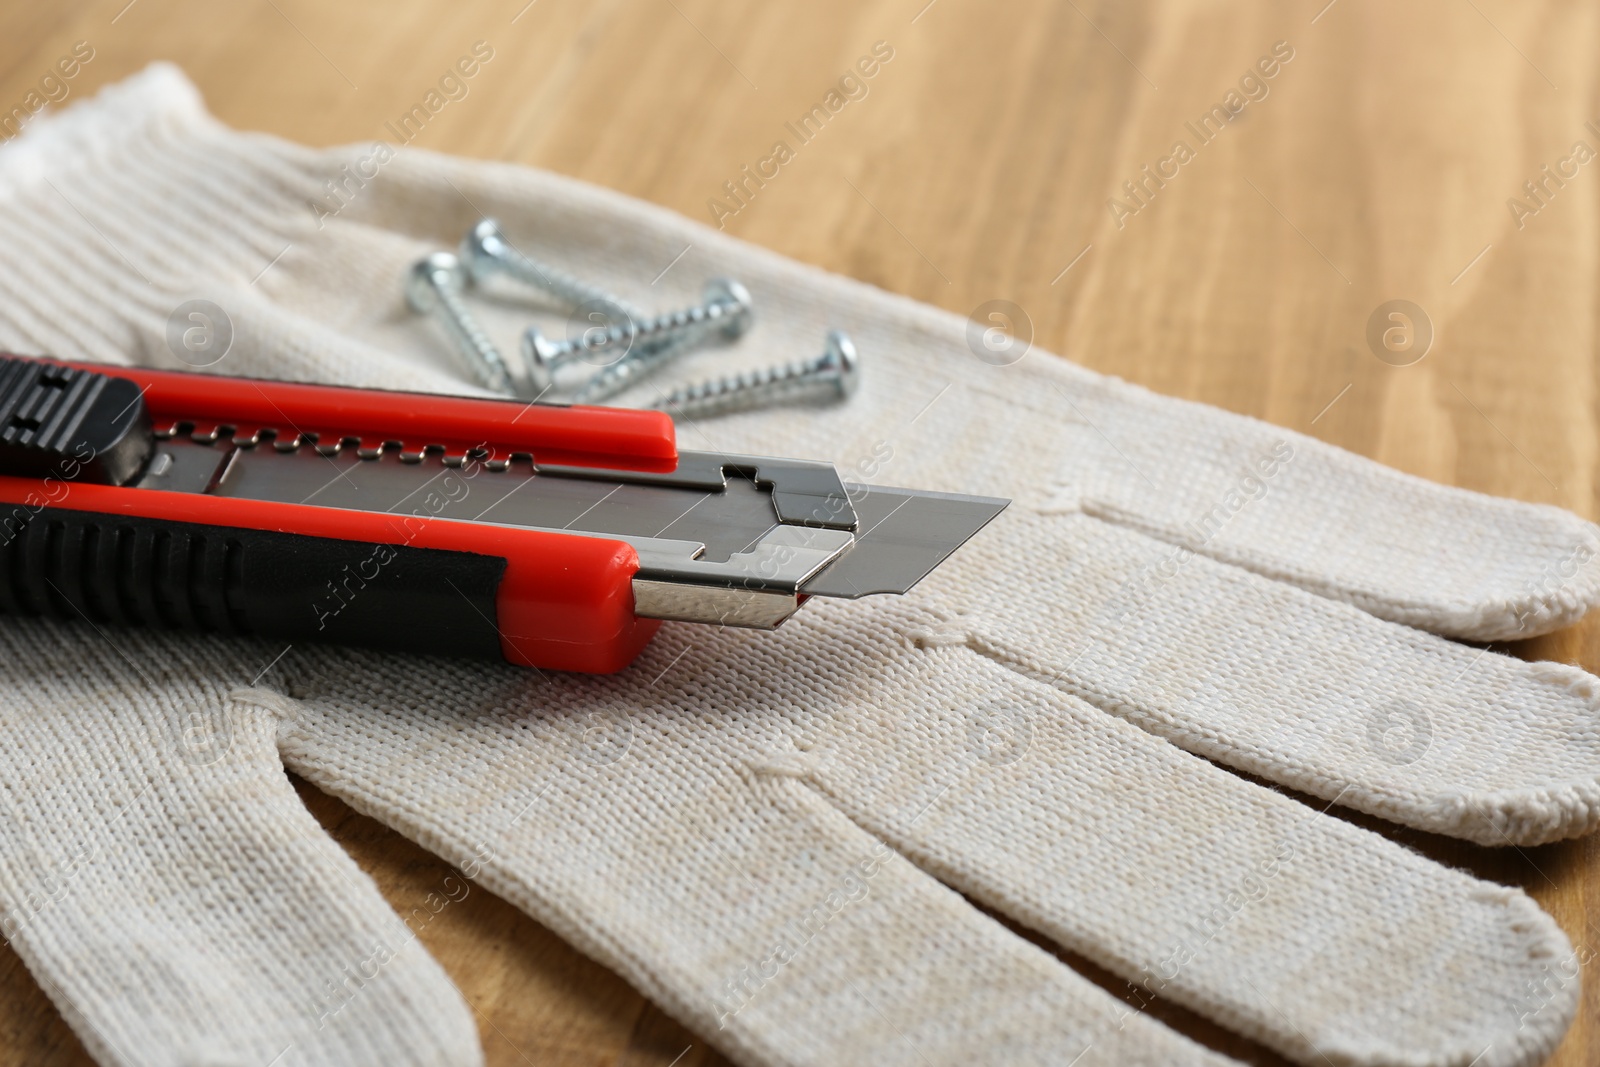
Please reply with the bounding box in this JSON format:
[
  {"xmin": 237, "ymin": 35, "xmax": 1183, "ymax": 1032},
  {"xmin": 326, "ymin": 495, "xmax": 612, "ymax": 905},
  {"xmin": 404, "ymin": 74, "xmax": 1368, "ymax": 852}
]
[{"xmin": 0, "ymin": 63, "xmax": 212, "ymax": 196}]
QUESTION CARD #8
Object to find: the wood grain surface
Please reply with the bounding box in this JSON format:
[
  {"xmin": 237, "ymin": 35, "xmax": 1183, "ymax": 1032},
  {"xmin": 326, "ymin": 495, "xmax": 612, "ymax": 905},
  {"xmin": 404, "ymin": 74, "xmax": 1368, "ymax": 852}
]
[{"xmin": 1, "ymin": 1, "xmax": 1597, "ymax": 1064}]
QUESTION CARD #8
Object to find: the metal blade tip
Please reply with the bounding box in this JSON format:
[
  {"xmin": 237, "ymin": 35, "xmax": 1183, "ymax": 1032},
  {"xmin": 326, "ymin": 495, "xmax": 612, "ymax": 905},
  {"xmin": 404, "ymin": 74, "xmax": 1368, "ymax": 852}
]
[{"xmin": 800, "ymin": 484, "xmax": 1008, "ymax": 599}]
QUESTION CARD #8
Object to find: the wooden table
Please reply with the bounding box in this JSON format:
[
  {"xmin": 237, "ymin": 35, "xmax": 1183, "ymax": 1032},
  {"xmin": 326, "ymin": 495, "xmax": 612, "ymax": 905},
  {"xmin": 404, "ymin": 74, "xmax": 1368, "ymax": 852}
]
[{"xmin": 1, "ymin": 1, "xmax": 1596, "ymax": 1064}]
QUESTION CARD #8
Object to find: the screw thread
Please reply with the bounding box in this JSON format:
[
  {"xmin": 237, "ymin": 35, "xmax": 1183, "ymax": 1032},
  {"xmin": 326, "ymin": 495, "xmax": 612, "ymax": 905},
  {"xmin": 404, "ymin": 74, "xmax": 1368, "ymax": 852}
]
[
  {"xmin": 652, "ymin": 351, "xmax": 837, "ymax": 418},
  {"xmin": 496, "ymin": 247, "xmax": 641, "ymax": 323},
  {"xmin": 546, "ymin": 294, "xmax": 741, "ymax": 366},
  {"xmin": 434, "ymin": 283, "xmax": 513, "ymax": 393}
]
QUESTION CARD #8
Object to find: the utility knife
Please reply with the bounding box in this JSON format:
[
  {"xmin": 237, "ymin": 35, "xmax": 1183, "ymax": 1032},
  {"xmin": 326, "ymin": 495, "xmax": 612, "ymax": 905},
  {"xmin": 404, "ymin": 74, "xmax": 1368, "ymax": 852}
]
[{"xmin": 0, "ymin": 353, "xmax": 1006, "ymax": 672}]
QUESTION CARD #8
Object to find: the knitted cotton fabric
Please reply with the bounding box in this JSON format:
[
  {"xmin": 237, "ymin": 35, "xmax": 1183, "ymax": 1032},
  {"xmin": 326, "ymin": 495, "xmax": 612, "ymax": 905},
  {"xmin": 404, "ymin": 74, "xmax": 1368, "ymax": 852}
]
[{"xmin": 0, "ymin": 64, "xmax": 1595, "ymax": 1067}]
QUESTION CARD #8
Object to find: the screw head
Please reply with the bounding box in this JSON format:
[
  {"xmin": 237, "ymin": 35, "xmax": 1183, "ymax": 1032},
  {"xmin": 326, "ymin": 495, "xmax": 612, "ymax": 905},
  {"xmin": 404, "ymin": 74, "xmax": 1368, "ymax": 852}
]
[
  {"xmin": 406, "ymin": 252, "xmax": 464, "ymax": 313},
  {"xmin": 520, "ymin": 327, "xmax": 561, "ymax": 389},
  {"xmin": 461, "ymin": 218, "xmax": 508, "ymax": 283},
  {"xmin": 820, "ymin": 331, "xmax": 860, "ymax": 399},
  {"xmin": 703, "ymin": 278, "xmax": 754, "ymax": 339}
]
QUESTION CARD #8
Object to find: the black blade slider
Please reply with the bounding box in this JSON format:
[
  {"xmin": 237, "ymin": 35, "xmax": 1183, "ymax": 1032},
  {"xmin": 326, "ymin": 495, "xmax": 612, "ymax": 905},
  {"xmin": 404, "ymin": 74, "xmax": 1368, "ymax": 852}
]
[{"xmin": 0, "ymin": 356, "xmax": 153, "ymax": 487}]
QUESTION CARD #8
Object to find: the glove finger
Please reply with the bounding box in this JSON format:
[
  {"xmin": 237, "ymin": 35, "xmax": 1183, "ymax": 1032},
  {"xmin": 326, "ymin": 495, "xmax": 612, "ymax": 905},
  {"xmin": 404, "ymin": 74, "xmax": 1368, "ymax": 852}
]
[
  {"xmin": 0, "ymin": 618, "xmax": 482, "ymax": 1067},
  {"xmin": 915, "ymin": 506, "xmax": 1600, "ymax": 845}
]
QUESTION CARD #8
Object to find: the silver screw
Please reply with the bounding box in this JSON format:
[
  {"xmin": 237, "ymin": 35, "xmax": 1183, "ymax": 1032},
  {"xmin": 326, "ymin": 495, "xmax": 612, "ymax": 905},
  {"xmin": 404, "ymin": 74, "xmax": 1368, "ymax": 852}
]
[
  {"xmin": 522, "ymin": 278, "xmax": 752, "ymax": 390},
  {"xmin": 461, "ymin": 218, "xmax": 640, "ymax": 323},
  {"xmin": 406, "ymin": 252, "xmax": 514, "ymax": 394},
  {"xmin": 651, "ymin": 331, "xmax": 859, "ymax": 418}
]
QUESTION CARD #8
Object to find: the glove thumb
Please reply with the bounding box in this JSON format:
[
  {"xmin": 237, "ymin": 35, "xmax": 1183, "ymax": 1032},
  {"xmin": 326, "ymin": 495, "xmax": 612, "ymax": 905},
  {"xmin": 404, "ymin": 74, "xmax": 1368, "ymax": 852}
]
[{"xmin": 0, "ymin": 619, "xmax": 482, "ymax": 1066}]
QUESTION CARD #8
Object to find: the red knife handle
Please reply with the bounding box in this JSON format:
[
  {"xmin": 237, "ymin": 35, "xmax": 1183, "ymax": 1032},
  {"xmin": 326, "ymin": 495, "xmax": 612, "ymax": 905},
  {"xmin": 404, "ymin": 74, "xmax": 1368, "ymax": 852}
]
[
  {"xmin": 0, "ymin": 354, "xmax": 674, "ymax": 672},
  {"xmin": 0, "ymin": 482, "xmax": 661, "ymax": 674}
]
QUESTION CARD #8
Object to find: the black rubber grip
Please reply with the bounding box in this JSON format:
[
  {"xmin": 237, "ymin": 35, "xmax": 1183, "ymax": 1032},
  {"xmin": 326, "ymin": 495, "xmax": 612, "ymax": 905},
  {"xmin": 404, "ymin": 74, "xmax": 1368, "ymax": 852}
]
[
  {"xmin": 0, "ymin": 507, "xmax": 508, "ymax": 661},
  {"xmin": 0, "ymin": 356, "xmax": 152, "ymax": 486}
]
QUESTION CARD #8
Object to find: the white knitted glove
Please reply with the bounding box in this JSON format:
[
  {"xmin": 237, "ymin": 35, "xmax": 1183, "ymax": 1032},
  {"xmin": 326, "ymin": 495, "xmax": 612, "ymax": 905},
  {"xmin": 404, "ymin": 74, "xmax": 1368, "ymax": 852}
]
[{"xmin": 1, "ymin": 63, "xmax": 1596, "ymax": 1067}]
